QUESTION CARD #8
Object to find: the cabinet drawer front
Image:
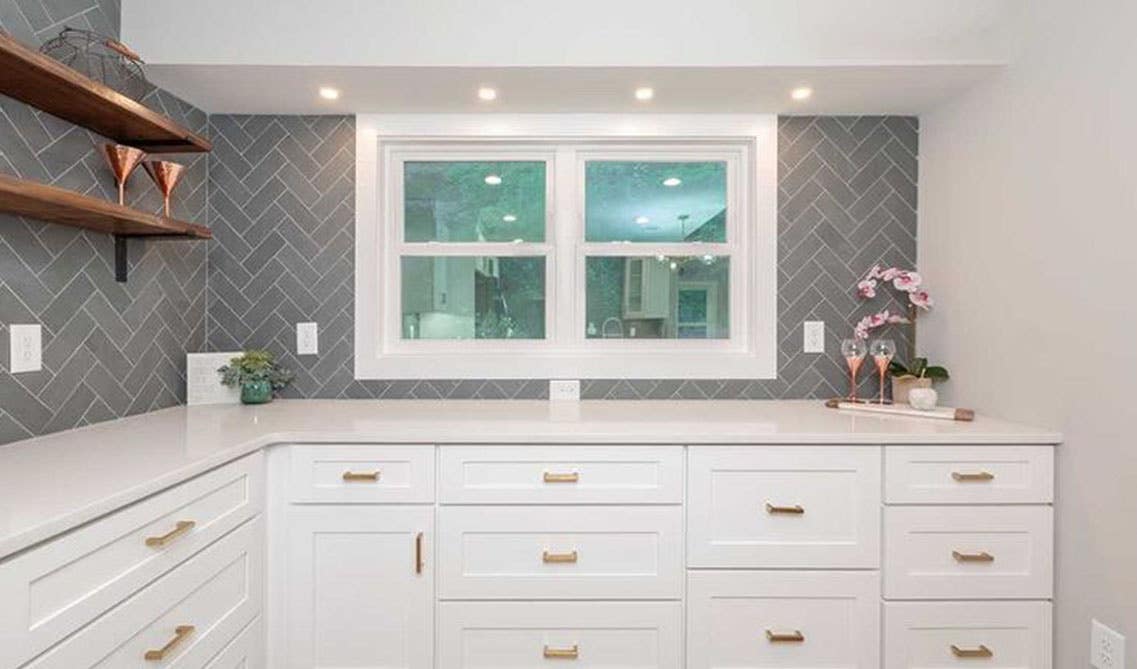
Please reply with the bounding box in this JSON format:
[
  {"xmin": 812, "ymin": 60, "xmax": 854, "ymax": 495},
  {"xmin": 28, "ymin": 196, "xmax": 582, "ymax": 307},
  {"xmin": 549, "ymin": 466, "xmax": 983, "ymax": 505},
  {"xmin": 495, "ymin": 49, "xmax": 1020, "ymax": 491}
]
[
  {"xmin": 688, "ymin": 446, "xmax": 881, "ymax": 568},
  {"xmin": 288, "ymin": 445, "xmax": 434, "ymax": 503},
  {"xmin": 439, "ymin": 601, "xmax": 682, "ymax": 669},
  {"xmin": 885, "ymin": 446, "xmax": 1054, "ymax": 504},
  {"xmin": 884, "ymin": 506, "xmax": 1053, "ymax": 600},
  {"xmin": 439, "ymin": 446, "xmax": 683, "ymax": 504},
  {"xmin": 0, "ymin": 454, "xmax": 263, "ymax": 669},
  {"xmin": 885, "ymin": 602, "xmax": 1052, "ymax": 669},
  {"xmin": 438, "ymin": 506, "xmax": 683, "ymax": 599},
  {"xmin": 687, "ymin": 571, "xmax": 880, "ymax": 669},
  {"xmin": 204, "ymin": 616, "xmax": 264, "ymax": 669},
  {"xmin": 26, "ymin": 517, "xmax": 264, "ymax": 669}
]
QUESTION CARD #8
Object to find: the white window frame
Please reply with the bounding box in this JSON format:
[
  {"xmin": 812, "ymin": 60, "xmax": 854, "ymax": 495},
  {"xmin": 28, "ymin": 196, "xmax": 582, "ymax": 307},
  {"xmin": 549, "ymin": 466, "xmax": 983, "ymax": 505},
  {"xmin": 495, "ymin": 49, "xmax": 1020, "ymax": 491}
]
[{"xmin": 355, "ymin": 114, "xmax": 778, "ymax": 379}]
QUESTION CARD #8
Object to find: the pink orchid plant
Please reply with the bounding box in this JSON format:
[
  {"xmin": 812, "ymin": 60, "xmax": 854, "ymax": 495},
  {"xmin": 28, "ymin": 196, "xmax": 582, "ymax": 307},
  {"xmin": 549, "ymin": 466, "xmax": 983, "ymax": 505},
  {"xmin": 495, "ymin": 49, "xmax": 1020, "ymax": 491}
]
[{"xmin": 853, "ymin": 265, "xmax": 934, "ymax": 341}]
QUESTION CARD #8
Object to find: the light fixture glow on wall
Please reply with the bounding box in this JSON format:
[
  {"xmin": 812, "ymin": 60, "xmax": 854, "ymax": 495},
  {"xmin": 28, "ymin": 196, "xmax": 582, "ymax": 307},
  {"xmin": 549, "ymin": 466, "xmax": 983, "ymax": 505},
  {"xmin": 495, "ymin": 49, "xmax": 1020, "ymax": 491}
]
[
  {"xmin": 634, "ymin": 87, "xmax": 655, "ymax": 101},
  {"xmin": 502, "ymin": 214, "xmax": 517, "ymax": 222},
  {"xmin": 791, "ymin": 87, "xmax": 813, "ymax": 101},
  {"xmin": 318, "ymin": 87, "xmax": 340, "ymax": 100},
  {"xmin": 635, "ymin": 215, "xmax": 651, "ymax": 225},
  {"xmin": 484, "ymin": 174, "xmax": 502, "ymax": 185},
  {"xmin": 478, "ymin": 87, "xmax": 498, "ymax": 101},
  {"xmin": 662, "ymin": 177, "xmax": 682, "ymax": 187}
]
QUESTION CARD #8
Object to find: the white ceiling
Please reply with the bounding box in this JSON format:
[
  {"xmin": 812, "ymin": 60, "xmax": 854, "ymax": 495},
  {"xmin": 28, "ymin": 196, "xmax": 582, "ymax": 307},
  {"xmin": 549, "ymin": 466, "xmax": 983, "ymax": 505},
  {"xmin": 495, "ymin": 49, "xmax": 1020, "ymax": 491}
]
[
  {"xmin": 144, "ymin": 64, "xmax": 1001, "ymax": 115},
  {"xmin": 125, "ymin": 0, "xmax": 1020, "ymax": 115}
]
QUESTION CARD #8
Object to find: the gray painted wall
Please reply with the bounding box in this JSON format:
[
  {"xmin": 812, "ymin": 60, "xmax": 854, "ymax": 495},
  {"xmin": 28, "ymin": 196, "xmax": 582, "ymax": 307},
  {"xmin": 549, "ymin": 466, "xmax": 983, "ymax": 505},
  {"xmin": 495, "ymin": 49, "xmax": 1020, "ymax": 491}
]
[
  {"xmin": 206, "ymin": 114, "xmax": 918, "ymax": 400},
  {"xmin": 0, "ymin": 0, "xmax": 208, "ymax": 444}
]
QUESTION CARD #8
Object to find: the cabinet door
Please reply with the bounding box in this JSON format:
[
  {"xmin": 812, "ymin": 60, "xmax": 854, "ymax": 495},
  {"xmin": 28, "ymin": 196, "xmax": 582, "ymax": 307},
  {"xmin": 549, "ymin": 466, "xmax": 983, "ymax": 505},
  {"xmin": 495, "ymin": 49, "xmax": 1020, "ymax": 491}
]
[{"xmin": 285, "ymin": 506, "xmax": 433, "ymax": 669}]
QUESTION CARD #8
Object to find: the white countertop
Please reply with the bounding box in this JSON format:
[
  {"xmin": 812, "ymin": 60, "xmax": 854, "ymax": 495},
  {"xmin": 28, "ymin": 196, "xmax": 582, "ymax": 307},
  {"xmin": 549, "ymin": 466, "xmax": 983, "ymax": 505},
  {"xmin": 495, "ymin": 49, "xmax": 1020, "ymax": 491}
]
[{"xmin": 0, "ymin": 399, "xmax": 1060, "ymax": 560}]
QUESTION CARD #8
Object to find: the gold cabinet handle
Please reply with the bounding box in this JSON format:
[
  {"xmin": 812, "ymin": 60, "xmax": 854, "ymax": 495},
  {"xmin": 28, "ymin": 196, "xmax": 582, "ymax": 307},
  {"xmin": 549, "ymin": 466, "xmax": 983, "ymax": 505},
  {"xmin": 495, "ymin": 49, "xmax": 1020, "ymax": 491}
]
[
  {"xmin": 952, "ymin": 471, "xmax": 995, "ymax": 482},
  {"xmin": 415, "ymin": 532, "xmax": 424, "ymax": 574},
  {"xmin": 144, "ymin": 625, "xmax": 195, "ymax": 661},
  {"xmin": 145, "ymin": 520, "xmax": 195, "ymax": 548},
  {"xmin": 343, "ymin": 470, "xmax": 380, "ymax": 482},
  {"xmin": 765, "ymin": 503, "xmax": 805, "ymax": 515},
  {"xmin": 766, "ymin": 629, "xmax": 805, "ymax": 643},
  {"xmin": 543, "ymin": 644, "xmax": 579, "ymax": 659},
  {"xmin": 542, "ymin": 550, "xmax": 578, "ymax": 564},
  {"xmin": 951, "ymin": 644, "xmax": 994, "ymax": 658},
  {"xmin": 543, "ymin": 471, "xmax": 580, "ymax": 483},
  {"xmin": 953, "ymin": 550, "xmax": 995, "ymax": 563}
]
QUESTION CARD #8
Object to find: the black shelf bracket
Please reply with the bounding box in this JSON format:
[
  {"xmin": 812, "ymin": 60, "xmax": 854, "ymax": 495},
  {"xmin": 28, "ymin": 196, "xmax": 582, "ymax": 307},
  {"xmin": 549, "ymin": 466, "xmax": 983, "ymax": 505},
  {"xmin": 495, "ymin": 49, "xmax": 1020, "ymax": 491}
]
[{"xmin": 113, "ymin": 233, "xmax": 200, "ymax": 282}]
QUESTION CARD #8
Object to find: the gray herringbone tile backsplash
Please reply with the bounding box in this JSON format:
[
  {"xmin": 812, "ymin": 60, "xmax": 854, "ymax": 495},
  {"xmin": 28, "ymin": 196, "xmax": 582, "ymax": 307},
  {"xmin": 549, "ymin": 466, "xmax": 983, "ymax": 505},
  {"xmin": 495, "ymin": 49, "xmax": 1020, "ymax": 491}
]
[
  {"xmin": 205, "ymin": 115, "xmax": 917, "ymax": 402},
  {"xmin": 0, "ymin": 0, "xmax": 207, "ymax": 444},
  {"xmin": 0, "ymin": 0, "xmax": 918, "ymax": 444}
]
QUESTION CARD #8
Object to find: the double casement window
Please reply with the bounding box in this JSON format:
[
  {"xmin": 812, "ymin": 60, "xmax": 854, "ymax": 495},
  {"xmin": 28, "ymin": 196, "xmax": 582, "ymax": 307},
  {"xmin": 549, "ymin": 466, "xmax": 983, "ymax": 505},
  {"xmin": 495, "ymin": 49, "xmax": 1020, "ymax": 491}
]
[{"xmin": 355, "ymin": 115, "xmax": 777, "ymax": 379}]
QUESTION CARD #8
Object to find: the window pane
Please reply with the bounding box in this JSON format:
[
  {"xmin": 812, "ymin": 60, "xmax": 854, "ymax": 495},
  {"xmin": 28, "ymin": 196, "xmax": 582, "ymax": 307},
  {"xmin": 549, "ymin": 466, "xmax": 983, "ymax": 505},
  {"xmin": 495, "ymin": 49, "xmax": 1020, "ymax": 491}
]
[
  {"xmin": 585, "ymin": 161, "xmax": 726, "ymax": 242},
  {"xmin": 404, "ymin": 161, "xmax": 546, "ymax": 242},
  {"xmin": 585, "ymin": 256, "xmax": 729, "ymax": 339},
  {"xmin": 401, "ymin": 256, "xmax": 545, "ymax": 339}
]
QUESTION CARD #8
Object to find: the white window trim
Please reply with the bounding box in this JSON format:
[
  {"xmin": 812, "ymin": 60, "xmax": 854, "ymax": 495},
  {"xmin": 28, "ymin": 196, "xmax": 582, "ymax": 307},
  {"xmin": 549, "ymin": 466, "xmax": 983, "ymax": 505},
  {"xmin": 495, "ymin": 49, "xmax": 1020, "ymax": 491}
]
[{"xmin": 355, "ymin": 114, "xmax": 778, "ymax": 379}]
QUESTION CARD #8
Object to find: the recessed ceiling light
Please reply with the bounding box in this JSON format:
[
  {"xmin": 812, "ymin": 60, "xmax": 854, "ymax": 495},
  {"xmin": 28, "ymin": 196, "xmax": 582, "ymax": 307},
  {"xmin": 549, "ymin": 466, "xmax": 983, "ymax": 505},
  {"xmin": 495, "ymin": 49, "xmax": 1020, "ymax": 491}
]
[
  {"xmin": 662, "ymin": 177, "xmax": 682, "ymax": 187},
  {"xmin": 478, "ymin": 87, "xmax": 498, "ymax": 101},
  {"xmin": 484, "ymin": 174, "xmax": 502, "ymax": 186},
  {"xmin": 635, "ymin": 215, "xmax": 651, "ymax": 225},
  {"xmin": 791, "ymin": 86, "xmax": 813, "ymax": 101},
  {"xmin": 318, "ymin": 87, "xmax": 340, "ymax": 100},
  {"xmin": 502, "ymin": 214, "xmax": 517, "ymax": 222},
  {"xmin": 634, "ymin": 87, "xmax": 654, "ymax": 101}
]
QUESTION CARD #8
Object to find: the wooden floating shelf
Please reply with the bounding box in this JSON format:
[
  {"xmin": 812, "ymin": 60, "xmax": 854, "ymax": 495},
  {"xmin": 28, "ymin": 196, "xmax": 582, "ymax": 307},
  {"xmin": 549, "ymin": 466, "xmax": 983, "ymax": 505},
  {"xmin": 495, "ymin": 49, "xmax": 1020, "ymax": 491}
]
[
  {"xmin": 0, "ymin": 173, "xmax": 210, "ymax": 281},
  {"xmin": 0, "ymin": 173, "xmax": 210, "ymax": 239},
  {"xmin": 0, "ymin": 32, "xmax": 211, "ymax": 153}
]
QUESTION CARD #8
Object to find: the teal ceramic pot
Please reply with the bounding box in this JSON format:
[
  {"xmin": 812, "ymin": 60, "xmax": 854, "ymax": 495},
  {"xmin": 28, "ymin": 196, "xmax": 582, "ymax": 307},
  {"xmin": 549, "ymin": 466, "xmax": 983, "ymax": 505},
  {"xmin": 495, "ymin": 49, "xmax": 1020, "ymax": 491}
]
[{"xmin": 240, "ymin": 380, "xmax": 273, "ymax": 404}]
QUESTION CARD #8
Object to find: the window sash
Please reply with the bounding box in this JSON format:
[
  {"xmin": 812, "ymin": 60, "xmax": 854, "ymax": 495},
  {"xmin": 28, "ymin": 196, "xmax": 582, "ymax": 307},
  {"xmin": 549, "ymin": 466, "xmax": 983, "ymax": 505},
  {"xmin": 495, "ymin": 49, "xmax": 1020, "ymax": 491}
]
[{"xmin": 382, "ymin": 141, "xmax": 750, "ymax": 354}]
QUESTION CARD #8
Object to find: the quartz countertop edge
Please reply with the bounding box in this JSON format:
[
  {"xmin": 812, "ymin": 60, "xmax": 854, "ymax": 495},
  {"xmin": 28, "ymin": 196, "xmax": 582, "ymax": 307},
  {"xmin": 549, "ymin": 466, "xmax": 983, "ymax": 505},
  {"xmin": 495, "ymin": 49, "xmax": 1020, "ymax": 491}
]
[{"xmin": 0, "ymin": 400, "xmax": 1061, "ymax": 560}]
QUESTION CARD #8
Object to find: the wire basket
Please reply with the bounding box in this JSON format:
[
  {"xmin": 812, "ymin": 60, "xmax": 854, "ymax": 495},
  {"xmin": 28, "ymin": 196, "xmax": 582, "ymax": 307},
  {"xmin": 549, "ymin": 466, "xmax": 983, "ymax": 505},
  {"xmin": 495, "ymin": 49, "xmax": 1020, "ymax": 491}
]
[{"xmin": 40, "ymin": 27, "xmax": 150, "ymax": 101}]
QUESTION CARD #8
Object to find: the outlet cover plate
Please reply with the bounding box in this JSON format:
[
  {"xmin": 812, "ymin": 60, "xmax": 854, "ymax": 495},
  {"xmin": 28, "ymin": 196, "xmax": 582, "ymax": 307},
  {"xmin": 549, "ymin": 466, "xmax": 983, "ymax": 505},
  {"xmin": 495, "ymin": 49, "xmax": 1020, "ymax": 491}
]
[
  {"xmin": 9, "ymin": 324, "xmax": 42, "ymax": 373},
  {"xmin": 1092, "ymin": 619, "xmax": 1126, "ymax": 669},
  {"xmin": 803, "ymin": 320, "xmax": 825, "ymax": 353},
  {"xmin": 297, "ymin": 322, "xmax": 318, "ymax": 355},
  {"xmin": 549, "ymin": 379, "xmax": 580, "ymax": 401}
]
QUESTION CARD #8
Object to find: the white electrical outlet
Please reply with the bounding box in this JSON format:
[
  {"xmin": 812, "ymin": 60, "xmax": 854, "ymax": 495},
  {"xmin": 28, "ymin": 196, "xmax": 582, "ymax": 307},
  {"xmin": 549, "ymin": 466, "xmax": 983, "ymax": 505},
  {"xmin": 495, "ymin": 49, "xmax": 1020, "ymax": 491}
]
[
  {"xmin": 296, "ymin": 322, "xmax": 318, "ymax": 355},
  {"xmin": 8, "ymin": 324, "xmax": 42, "ymax": 373},
  {"xmin": 803, "ymin": 320, "xmax": 825, "ymax": 353},
  {"xmin": 549, "ymin": 379, "xmax": 580, "ymax": 401},
  {"xmin": 1092, "ymin": 619, "xmax": 1126, "ymax": 669}
]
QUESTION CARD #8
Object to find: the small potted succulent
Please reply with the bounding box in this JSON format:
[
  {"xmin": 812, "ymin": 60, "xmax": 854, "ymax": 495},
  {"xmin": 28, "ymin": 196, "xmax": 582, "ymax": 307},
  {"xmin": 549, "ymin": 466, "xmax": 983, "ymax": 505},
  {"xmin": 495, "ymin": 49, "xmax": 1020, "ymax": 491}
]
[
  {"xmin": 217, "ymin": 350, "xmax": 294, "ymax": 404},
  {"xmin": 853, "ymin": 265, "xmax": 950, "ymax": 403}
]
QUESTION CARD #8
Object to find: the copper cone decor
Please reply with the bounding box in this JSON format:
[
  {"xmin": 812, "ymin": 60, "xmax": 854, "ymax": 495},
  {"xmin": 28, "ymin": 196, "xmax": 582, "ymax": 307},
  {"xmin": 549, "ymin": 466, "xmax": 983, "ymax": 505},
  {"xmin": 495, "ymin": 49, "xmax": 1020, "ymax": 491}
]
[
  {"xmin": 102, "ymin": 143, "xmax": 145, "ymax": 206},
  {"xmin": 143, "ymin": 160, "xmax": 185, "ymax": 217}
]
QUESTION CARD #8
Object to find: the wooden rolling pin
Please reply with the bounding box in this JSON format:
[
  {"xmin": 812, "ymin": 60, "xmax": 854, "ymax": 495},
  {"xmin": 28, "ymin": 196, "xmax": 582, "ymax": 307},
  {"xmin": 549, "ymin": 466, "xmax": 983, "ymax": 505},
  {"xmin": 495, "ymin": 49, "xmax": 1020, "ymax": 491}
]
[{"xmin": 825, "ymin": 398, "xmax": 975, "ymax": 422}]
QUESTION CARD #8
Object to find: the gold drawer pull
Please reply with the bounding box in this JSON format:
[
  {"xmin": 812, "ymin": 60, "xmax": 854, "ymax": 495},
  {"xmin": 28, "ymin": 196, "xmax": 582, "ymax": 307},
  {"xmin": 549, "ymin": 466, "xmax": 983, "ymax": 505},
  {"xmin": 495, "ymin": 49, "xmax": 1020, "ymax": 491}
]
[
  {"xmin": 953, "ymin": 550, "xmax": 995, "ymax": 563},
  {"xmin": 951, "ymin": 644, "xmax": 994, "ymax": 658},
  {"xmin": 543, "ymin": 644, "xmax": 580, "ymax": 659},
  {"xmin": 765, "ymin": 503, "xmax": 805, "ymax": 515},
  {"xmin": 543, "ymin": 550, "xmax": 578, "ymax": 564},
  {"xmin": 415, "ymin": 532, "xmax": 424, "ymax": 575},
  {"xmin": 144, "ymin": 625, "xmax": 195, "ymax": 661},
  {"xmin": 766, "ymin": 629, "xmax": 805, "ymax": 643},
  {"xmin": 343, "ymin": 470, "xmax": 380, "ymax": 482},
  {"xmin": 544, "ymin": 471, "xmax": 580, "ymax": 483},
  {"xmin": 145, "ymin": 520, "xmax": 195, "ymax": 548},
  {"xmin": 952, "ymin": 471, "xmax": 995, "ymax": 482}
]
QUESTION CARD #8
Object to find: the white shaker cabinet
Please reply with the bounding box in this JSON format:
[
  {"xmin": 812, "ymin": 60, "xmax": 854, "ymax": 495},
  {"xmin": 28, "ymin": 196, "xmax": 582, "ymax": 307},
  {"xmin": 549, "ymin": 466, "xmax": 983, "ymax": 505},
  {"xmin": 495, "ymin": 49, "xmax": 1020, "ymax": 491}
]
[{"xmin": 283, "ymin": 505, "xmax": 434, "ymax": 669}]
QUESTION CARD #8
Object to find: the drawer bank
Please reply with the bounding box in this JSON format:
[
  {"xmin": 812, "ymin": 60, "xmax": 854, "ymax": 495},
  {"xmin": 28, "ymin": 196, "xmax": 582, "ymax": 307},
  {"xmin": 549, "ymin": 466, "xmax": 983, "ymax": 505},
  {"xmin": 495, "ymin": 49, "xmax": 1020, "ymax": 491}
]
[{"xmin": 0, "ymin": 400, "xmax": 1059, "ymax": 668}]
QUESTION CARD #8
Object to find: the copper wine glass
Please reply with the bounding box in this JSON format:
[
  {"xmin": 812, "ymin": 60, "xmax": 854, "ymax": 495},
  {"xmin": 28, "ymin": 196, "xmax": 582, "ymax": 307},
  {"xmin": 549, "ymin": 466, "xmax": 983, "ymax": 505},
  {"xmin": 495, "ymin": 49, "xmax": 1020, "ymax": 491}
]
[
  {"xmin": 102, "ymin": 144, "xmax": 145, "ymax": 206},
  {"xmin": 840, "ymin": 338, "xmax": 868, "ymax": 402},
  {"xmin": 870, "ymin": 338, "xmax": 897, "ymax": 404},
  {"xmin": 143, "ymin": 160, "xmax": 186, "ymax": 218}
]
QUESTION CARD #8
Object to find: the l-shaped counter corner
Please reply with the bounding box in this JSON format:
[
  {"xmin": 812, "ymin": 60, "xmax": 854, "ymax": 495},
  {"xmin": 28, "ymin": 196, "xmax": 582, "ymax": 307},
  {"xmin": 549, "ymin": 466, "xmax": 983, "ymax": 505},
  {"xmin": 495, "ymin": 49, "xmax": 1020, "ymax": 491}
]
[{"xmin": 0, "ymin": 399, "xmax": 1060, "ymax": 561}]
